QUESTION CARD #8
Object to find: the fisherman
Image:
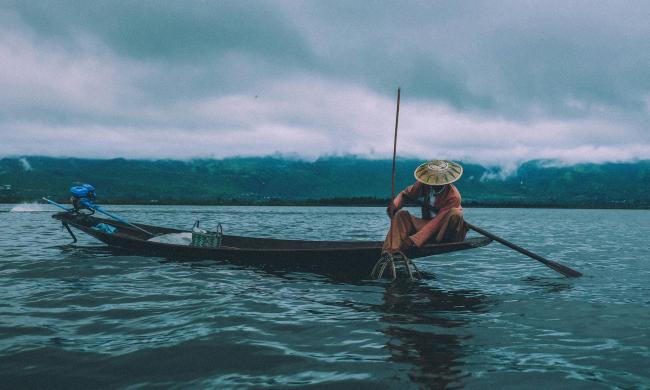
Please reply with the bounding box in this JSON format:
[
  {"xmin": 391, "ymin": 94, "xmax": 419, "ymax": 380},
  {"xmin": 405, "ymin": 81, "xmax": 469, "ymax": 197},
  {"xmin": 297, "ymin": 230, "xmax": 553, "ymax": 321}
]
[{"xmin": 383, "ymin": 160, "xmax": 467, "ymax": 254}]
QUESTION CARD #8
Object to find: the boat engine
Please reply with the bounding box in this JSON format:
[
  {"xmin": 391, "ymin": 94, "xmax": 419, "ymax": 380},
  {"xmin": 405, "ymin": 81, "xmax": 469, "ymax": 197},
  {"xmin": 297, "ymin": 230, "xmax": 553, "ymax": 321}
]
[{"xmin": 70, "ymin": 183, "xmax": 97, "ymax": 212}]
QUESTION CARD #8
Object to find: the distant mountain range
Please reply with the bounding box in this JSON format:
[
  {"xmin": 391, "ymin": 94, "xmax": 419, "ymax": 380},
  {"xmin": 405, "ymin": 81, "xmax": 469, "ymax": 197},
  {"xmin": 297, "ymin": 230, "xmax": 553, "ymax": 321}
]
[{"xmin": 1, "ymin": 156, "xmax": 649, "ymax": 208}]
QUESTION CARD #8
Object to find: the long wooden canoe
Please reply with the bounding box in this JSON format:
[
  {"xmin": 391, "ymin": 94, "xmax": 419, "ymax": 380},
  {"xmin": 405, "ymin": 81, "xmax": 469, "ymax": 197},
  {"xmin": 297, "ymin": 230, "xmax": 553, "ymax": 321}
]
[{"xmin": 52, "ymin": 211, "xmax": 491, "ymax": 278}]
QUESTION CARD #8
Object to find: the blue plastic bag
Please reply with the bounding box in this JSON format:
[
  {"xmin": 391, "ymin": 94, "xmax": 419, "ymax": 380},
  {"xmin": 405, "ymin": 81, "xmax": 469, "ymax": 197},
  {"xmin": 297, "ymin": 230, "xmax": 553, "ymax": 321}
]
[{"xmin": 92, "ymin": 223, "xmax": 117, "ymax": 234}]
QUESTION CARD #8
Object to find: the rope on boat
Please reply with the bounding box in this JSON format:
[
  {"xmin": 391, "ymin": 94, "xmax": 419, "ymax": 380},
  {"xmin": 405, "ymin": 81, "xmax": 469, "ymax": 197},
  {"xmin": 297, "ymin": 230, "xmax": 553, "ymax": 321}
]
[{"xmin": 370, "ymin": 251, "xmax": 421, "ymax": 280}]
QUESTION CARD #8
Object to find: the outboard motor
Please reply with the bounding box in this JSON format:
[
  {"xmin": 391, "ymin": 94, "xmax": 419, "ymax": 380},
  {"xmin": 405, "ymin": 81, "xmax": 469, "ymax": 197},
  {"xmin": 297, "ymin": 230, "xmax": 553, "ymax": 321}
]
[{"xmin": 70, "ymin": 183, "xmax": 97, "ymax": 212}]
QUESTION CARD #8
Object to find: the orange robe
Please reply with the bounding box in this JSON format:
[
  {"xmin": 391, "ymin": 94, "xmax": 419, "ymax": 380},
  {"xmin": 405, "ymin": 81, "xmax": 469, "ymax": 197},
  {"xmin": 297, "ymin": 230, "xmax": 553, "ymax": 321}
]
[{"xmin": 383, "ymin": 182, "xmax": 467, "ymax": 252}]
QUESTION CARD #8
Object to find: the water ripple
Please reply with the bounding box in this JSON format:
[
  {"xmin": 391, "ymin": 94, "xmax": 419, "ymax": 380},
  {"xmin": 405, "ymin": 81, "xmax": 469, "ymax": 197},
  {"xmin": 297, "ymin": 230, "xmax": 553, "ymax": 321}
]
[{"xmin": 1, "ymin": 205, "xmax": 649, "ymax": 388}]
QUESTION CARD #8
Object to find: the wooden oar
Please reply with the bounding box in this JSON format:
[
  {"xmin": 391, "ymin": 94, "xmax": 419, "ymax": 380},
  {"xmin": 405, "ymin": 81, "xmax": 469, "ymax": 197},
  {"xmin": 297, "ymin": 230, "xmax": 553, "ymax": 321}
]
[
  {"xmin": 464, "ymin": 222, "xmax": 582, "ymax": 277},
  {"xmin": 403, "ymin": 197, "xmax": 582, "ymax": 277}
]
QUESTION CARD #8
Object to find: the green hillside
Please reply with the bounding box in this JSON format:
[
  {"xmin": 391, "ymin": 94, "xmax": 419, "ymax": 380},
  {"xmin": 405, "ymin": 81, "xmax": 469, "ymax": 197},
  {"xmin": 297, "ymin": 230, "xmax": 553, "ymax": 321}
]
[{"xmin": 1, "ymin": 157, "xmax": 649, "ymax": 208}]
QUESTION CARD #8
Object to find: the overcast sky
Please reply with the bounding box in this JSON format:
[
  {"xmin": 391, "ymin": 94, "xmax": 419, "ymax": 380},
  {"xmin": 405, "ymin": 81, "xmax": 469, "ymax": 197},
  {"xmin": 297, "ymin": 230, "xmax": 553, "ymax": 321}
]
[{"xmin": 1, "ymin": 0, "xmax": 649, "ymax": 167}]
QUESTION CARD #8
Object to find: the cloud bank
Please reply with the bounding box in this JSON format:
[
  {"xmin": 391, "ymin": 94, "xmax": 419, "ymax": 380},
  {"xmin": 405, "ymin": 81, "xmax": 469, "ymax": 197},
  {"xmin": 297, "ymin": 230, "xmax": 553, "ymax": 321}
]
[{"xmin": 1, "ymin": 1, "xmax": 649, "ymax": 167}]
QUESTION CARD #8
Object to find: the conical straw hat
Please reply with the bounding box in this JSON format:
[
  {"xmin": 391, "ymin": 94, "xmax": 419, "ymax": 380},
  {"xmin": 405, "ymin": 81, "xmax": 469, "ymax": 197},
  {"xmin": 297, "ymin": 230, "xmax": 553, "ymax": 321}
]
[{"xmin": 414, "ymin": 160, "xmax": 463, "ymax": 185}]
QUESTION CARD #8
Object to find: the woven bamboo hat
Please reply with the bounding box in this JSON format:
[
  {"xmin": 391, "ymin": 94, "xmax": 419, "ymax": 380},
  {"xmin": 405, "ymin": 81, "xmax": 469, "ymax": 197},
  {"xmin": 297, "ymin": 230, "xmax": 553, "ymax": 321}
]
[{"xmin": 414, "ymin": 160, "xmax": 463, "ymax": 185}]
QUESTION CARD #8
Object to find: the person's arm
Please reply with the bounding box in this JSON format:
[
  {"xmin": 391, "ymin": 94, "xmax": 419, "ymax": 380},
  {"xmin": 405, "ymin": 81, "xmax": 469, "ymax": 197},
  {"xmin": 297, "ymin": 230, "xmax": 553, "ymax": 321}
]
[{"xmin": 387, "ymin": 181, "xmax": 423, "ymax": 217}]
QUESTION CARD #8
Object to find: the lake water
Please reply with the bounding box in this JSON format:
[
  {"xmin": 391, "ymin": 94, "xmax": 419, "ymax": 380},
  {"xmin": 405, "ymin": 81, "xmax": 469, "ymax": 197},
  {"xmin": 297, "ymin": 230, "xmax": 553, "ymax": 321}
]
[{"xmin": 1, "ymin": 204, "xmax": 649, "ymax": 389}]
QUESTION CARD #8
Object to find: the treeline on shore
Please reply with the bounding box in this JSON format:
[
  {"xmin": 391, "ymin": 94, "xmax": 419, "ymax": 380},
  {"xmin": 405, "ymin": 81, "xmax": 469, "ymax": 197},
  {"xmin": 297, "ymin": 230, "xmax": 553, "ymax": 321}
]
[
  {"xmin": 1, "ymin": 156, "xmax": 649, "ymax": 209},
  {"xmin": 8, "ymin": 197, "xmax": 645, "ymax": 209}
]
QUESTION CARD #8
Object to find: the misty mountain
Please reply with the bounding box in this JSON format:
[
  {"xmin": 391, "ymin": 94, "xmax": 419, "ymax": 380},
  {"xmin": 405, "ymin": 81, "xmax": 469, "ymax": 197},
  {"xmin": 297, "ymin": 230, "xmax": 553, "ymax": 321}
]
[{"xmin": 1, "ymin": 157, "xmax": 648, "ymax": 208}]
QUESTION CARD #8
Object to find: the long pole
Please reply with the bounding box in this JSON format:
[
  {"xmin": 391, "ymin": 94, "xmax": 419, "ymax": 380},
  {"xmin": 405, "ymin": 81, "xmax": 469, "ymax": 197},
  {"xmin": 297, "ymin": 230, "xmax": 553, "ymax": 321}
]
[
  {"xmin": 42, "ymin": 197, "xmax": 72, "ymax": 212},
  {"xmin": 391, "ymin": 87, "xmax": 401, "ymax": 200},
  {"xmin": 385, "ymin": 87, "xmax": 401, "ymax": 257},
  {"xmin": 43, "ymin": 197, "xmax": 154, "ymax": 236},
  {"xmin": 89, "ymin": 205, "xmax": 155, "ymax": 237}
]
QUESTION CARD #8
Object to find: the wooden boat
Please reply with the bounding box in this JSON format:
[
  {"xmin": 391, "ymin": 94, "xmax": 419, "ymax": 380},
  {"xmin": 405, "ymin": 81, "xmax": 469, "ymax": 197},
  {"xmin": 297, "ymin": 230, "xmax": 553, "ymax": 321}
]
[{"xmin": 52, "ymin": 211, "xmax": 492, "ymax": 278}]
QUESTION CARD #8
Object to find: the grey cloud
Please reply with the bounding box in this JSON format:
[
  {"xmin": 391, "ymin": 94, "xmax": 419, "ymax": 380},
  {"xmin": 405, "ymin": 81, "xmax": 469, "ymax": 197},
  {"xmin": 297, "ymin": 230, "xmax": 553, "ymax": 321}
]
[
  {"xmin": 5, "ymin": 0, "xmax": 650, "ymax": 116},
  {"xmin": 281, "ymin": 1, "xmax": 650, "ymax": 117},
  {"xmin": 6, "ymin": 0, "xmax": 312, "ymax": 62},
  {"xmin": 0, "ymin": 0, "xmax": 649, "ymax": 165}
]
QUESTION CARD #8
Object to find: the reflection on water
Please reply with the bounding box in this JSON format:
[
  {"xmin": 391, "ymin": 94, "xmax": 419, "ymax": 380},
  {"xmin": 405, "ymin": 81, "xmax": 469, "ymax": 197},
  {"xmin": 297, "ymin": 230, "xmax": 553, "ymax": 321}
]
[
  {"xmin": 521, "ymin": 275, "xmax": 575, "ymax": 293},
  {"xmin": 380, "ymin": 280, "xmax": 490, "ymax": 388}
]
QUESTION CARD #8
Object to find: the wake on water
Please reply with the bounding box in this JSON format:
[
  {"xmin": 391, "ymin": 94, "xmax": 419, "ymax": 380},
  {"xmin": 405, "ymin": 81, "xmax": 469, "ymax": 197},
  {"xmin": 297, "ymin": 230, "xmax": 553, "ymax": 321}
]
[{"xmin": 10, "ymin": 203, "xmax": 50, "ymax": 212}]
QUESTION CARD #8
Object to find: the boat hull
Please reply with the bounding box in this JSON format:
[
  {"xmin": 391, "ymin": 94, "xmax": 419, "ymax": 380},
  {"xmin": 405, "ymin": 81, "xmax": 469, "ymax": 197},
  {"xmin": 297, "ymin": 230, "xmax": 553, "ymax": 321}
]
[{"xmin": 52, "ymin": 212, "xmax": 492, "ymax": 278}]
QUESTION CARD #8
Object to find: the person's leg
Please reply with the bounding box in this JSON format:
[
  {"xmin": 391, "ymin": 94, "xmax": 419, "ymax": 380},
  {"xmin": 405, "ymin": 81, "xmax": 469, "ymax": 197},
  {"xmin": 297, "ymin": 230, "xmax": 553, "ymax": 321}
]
[
  {"xmin": 437, "ymin": 208, "xmax": 467, "ymax": 243},
  {"xmin": 383, "ymin": 210, "xmax": 424, "ymax": 252}
]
